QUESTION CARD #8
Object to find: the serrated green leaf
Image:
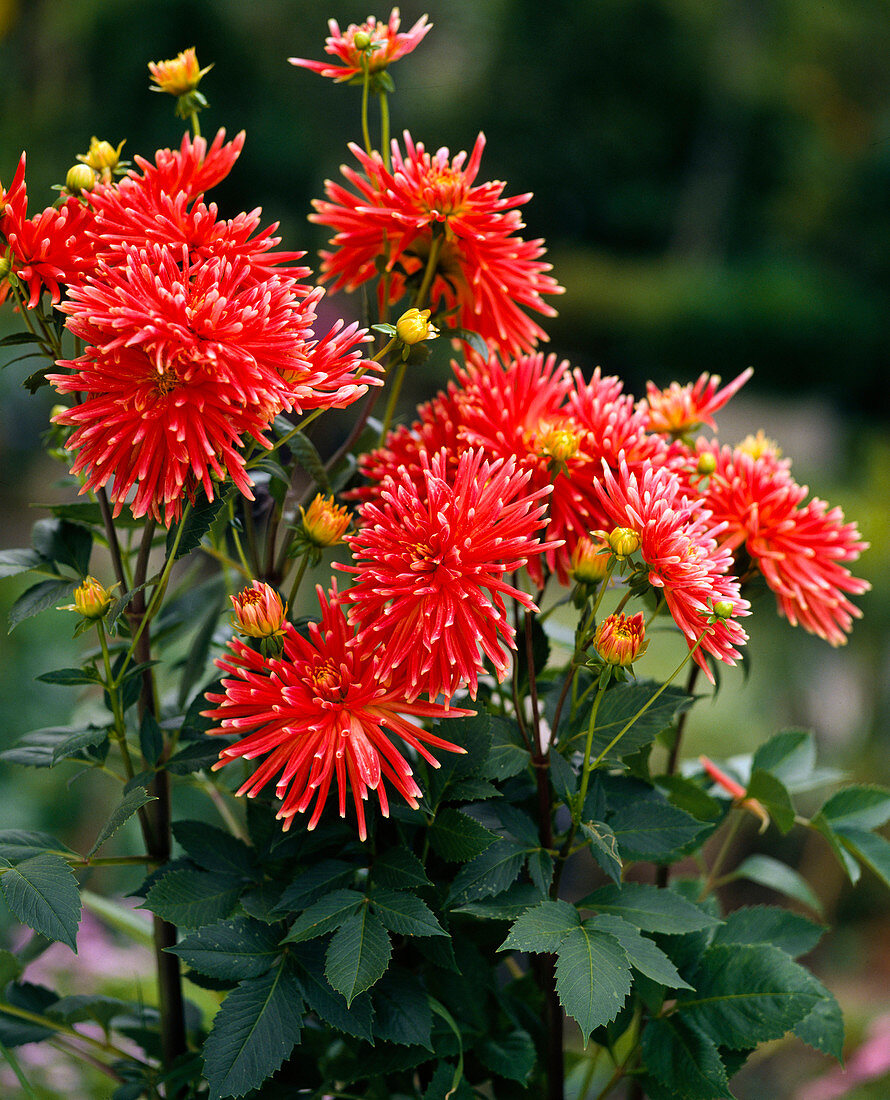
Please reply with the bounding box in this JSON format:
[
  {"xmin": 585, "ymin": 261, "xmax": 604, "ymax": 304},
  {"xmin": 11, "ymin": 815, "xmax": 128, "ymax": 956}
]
[
  {"xmin": 275, "ymin": 860, "xmax": 355, "ymax": 913},
  {"xmin": 712, "ymin": 906, "xmax": 825, "ymax": 958},
  {"xmin": 577, "ymin": 883, "xmax": 722, "ymax": 933},
  {"xmin": 567, "ymin": 680, "xmax": 691, "ymax": 759},
  {"xmin": 446, "ymin": 838, "xmax": 527, "ymax": 908},
  {"xmin": 678, "ymin": 943, "xmax": 822, "ymax": 1049},
  {"xmin": 88, "ymin": 787, "xmax": 156, "ymax": 857},
  {"xmin": 641, "ymin": 1016, "xmax": 732, "ymax": 1099},
  {"xmin": 746, "ymin": 769, "xmax": 796, "ymax": 833},
  {"xmin": 281, "ymin": 890, "xmax": 366, "ymax": 944},
  {"xmin": 555, "ymin": 923, "xmax": 632, "ymax": 1041},
  {"xmin": 31, "ymin": 518, "xmax": 92, "ymax": 577},
  {"xmin": 0, "ymin": 726, "xmax": 107, "ymax": 768},
  {"xmin": 164, "ymin": 737, "xmax": 224, "ymax": 775},
  {"xmin": 289, "ymin": 942, "xmax": 374, "ymax": 1041},
  {"xmin": 0, "ymin": 548, "xmax": 46, "ymax": 578},
  {"xmin": 610, "ymin": 800, "xmax": 709, "ymax": 862},
  {"xmin": 581, "ymin": 820, "xmax": 622, "ymax": 884},
  {"xmin": 659, "ymin": 774, "xmax": 723, "ymax": 821},
  {"xmin": 143, "ymin": 868, "xmax": 242, "ymax": 928},
  {"xmin": 499, "ymin": 899, "xmax": 579, "ymax": 953},
  {"xmin": 0, "ymin": 830, "xmax": 74, "ymax": 863},
  {"xmin": 37, "ymin": 666, "xmax": 102, "ymax": 687},
  {"xmin": 482, "ymin": 717, "xmax": 530, "ymax": 781},
  {"xmin": 373, "ymin": 968, "xmax": 433, "ymax": 1049},
  {"xmin": 370, "ymin": 889, "xmax": 446, "ymax": 938},
  {"xmin": 8, "ymin": 578, "xmax": 75, "ymax": 632},
  {"xmin": 590, "ymin": 914, "xmax": 692, "ymax": 989},
  {"xmin": 793, "ymin": 980, "xmax": 845, "ymax": 1061},
  {"xmin": 138, "ymin": 712, "xmax": 163, "ymax": 766},
  {"xmin": 0, "ymin": 854, "xmax": 80, "ymax": 951},
  {"xmin": 446, "ymin": 777, "xmax": 501, "ymax": 802},
  {"xmin": 527, "ymin": 848, "xmax": 554, "ymax": 895},
  {"xmin": 47, "ymin": 994, "xmax": 132, "ymax": 1029},
  {"xmin": 288, "ymin": 431, "xmax": 331, "ymax": 494},
  {"xmin": 477, "ymin": 1029, "xmax": 536, "ymax": 1083},
  {"xmin": 820, "ymin": 785, "xmax": 890, "ymax": 832},
  {"xmin": 732, "ymin": 854, "xmax": 823, "ymax": 914},
  {"xmin": 837, "ymin": 826, "xmax": 890, "ymax": 889},
  {"xmin": 168, "ymin": 918, "xmax": 280, "ymax": 980},
  {"xmin": 172, "ymin": 820, "xmax": 255, "ymax": 878},
  {"xmin": 452, "ymin": 882, "xmax": 544, "ymax": 920},
  {"xmin": 371, "ymin": 848, "xmax": 432, "ymax": 892},
  {"xmin": 203, "ymin": 960, "xmax": 303, "ymax": 1099},
  {"xmin": 428, "ymin": 807, "xmax": 498, "ymax": 863},
  {"xmin": 549, "ymin": 749, "xmax": 578, "ymax": 804},
  {"xmin": 167, "ymin": 493, "xmax": 227, "ymax": 561},
  {"xmin": 51, "ymin": 726, "xmax": 109, "ymax": 766},
  {"xmin": 325, "ymin": 908, "xmax": 391, "ymax": 1006}
]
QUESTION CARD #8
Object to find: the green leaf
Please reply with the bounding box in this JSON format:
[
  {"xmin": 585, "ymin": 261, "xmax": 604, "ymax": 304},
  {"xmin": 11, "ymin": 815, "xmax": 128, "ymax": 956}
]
[
  {"xmin": 172, "ymin": 820, "xmax": 255, "ymax": 878},
  {"xmin": 167, "ymin": 493, "xmax": 227, "ymax": 561},
  {"xmin": 281, "ymin": 890, "xmax": 366, "ymax": 944},
  {"xmin": 373, "ymin": 969, "xmax": 433, "ymax": 1049},
  {"xmin": 51, "ymin": 726, "xmax": 109, "ymax": 766},
  {"xmin": 810, "ymin": 812, "xmax": 861, "ymax": 883},
  {"xmin": 0, "ymin": 726, "xmax": 106, "ymax": 768},
  {"xmin": 0, "ymin": 830, "xmax": 74, "ymax": 863},
  {"xmin": 48, "ymin": 994, "xmax": 132, "ymax": 1029},
  {"xmin": 274, "ymin": 860, "xmax": 354, "ymax": 913},
  {"xmin": 105, "ymin": 579, "xmax": 156, "ymax": 636},
  {"xmin": 0, "ymin": 950, "xmax": 22, "ymax": 986},
  {"xmin": 589, "ymin": 914, "xmax": 692, "ymax": 989},
  {"xmin": 712, "ymin": 906, "xmax": 825, "ymax": 958},
  {"xmin": 732, "ymin": 854, "xmax": 823, "ymax": 914},
  {"xmin": 446, "ymin": 839, "xmax": 527, "ymax": 908},
  {"xmin": 289, "ymin": 942, "xmax": 373, "ymax": 1042},
  {"xmin": 447, "ymin": 777, "xmax": 501, "ymax": 802},
  {"xmin": 610, "ymin": 800, "xmax": 709, "ymax": 862},
  {"xmin": 793, "ymin": 981, "xmax": 845, "ymax": 1061},
  {"xmin": 640, "ymin": 1016, "xmax": 732, "ymax": 1099},
  {"xmin": 549, "ymin": 749, "xmax": 578, "ymax": 803},
  {"xmin": 677, "ymin": 943, "xmax": 822, "ymax": 1049},
  {"xmin": 0, "ymin": 982, "xmax": 58, "ymax": 1046},
  {"xmin": 289, "ymin": 431, "xmax": 331, "ymax": 494},
  {"xmin": 36, "ymin": 666, "xmax": 102, "ymax": 687},
  {"xmin": 451, "ymin": 882, "xmax": 544, "ymax": 920},
  {"xmin": 555, "ymin": 922, "xmax": 632, "ymax": 1041},
  {"xmin": 577, "ymin": 883, "xmax": 722, "ymax": 934},
  {"xmin": 31, "ymin": 519, "xmax": 92, "ymax": 577},
  {"xmin": 581, "ymin": 820, "xmax": 622, "ymax": 884},
  {"xmin": 138, "ymin": 712, "xmax": 163, "ymax": 766},
  {"xmin": 477, "ymin": 1029, "xmax": 536, "ymax": 1083},
  {"xmin": 164, "ymin": 738, "xmax": 224, "ymax": 775},
  {"xmin": 836, "ymin": 827, "xmax": 890, "ymax": 889},
  {"xmin": 370, "ymin": 890, "xmax": 446, "ymax": 938},
  {"xmin": 428, "ymin": 807, "xmax": 498, "ymax": 863},
  {"xmin": 177, "ymin": 597, "xmax": 224, "ymax": 710},
  {"xmin": 481, "ymin": 717, "xmax": 530, "ymax": 781},
  {"xmin": 820, "ymin": 785, "xmax": 890, "ymax": 832},
  {"xmin": 203, "ymin": 960, "xmax": 303, "ymax": 1100},
  {"xmin": 746, "ymin": 769, "xmax": 796, "ymax": 834},
  {"xmin": 527, "ymin": 848, "xmax": 554, "ymax": 895},
  {"xmin": 169, "ymin": 919, "xmax": 280, "ymax": 981},
  {"xmin": 372, "ymin": 848, "xmax": 433, "ymax": 892},
  {"xmin": 569, "ymin": 680, "xmax": 691, "ymax": 759},
  {"xmin": 0, "ymin": 853, "xmax": 81, "ymax": 951},
  {"xmin": 659, "ymin": 775, "xmax": 723, "ymax": 822},
  {"xmin": 88, "ymin": 787, "xmax": 156, "ymax": 857},
  {"xmin": 0, "ymin": 548, "xmax": 46, "ymax": 578},
  {"xmin": 8, "ymin": 578, "xmax": 75, "ymax": 632},
  {"xmin": 325, "ymin": 907, "xmax": 392, "ymax": 1006},
  {"xmin": 143, "ymin": 868, "xmax": 242, "ymax": 928},
  {"xmin": 752, "ymin": 729, "xmax": 815, "ymax": 787},
  {"xmin": 500, "ymin": 899, "xmax": 580, "ymax": 953}
]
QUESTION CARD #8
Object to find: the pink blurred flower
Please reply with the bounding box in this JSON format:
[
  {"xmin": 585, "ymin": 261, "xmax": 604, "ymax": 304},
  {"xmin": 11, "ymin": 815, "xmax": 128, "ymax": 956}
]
[{"xmin": 289, "ymin": 9, "xmax": 432, "ymax": 83}]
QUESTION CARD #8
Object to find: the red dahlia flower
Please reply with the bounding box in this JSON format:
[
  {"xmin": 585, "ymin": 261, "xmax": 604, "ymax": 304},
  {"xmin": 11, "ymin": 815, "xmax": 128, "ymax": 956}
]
[
  {"xmin": 699, "ymin": 440, "xmax": 869, "ymax": 645},
  {"xmin": 640, "ymin": 368, "xmax": 753, "ymax": 436},
  {"xmin": 289, "ymin": 9, "xmax": 432, "ymax": 83},
  {"xmin": 341, "ymin": 449, "xmax": 554, "ymax": 700},
  {"xmin": 310, "ymin": 132, "xmax": 563, "ymax": 356},
  {"xmin": 596, "ymin": 460, "xmax": 749, "ymax": 677},
  {"xmin": 204, "ymin": 585, "xmax": 467, "ymax": 840}
]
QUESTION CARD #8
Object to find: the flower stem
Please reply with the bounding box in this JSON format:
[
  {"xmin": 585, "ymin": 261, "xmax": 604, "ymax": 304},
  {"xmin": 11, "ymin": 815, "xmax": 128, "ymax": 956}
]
[
  {"xmin": 377, "ymin": 358, "xmax": 407, "ymax": 444},
  {"xmin": 360, "ymin": 55, "xmax": 373, "ymax": 156},
  {"xmin": 380, "ymin": 91, "xmax": 391, "ymax": 170},
  {"xmin": 286, "ymin": 553, "xmax": 311, "ymax": 611},
  {"xmin": 413, "ymin": 232, "xmax": 443, "ymax": 310}
]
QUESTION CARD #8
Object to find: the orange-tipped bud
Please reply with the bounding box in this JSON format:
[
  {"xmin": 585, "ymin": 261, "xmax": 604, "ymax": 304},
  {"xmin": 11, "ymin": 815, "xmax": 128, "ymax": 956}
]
[
  {"xmin": 62, "ymin": 576, "xmax": 115, "ymax": 620},
  {"xmin": 231, "ymin": 581, "xmax": 287, "ymax": 639},
  {"xmin": 571, "ymin": 535, "xmax": 611, "ymax": 584},
  {"xmin": 300, "ymin": 494, "xmax": 351, "ymax": 548},
  {"xmin": 148, "ymin": 48, "xmax": 212, "ymax": 96},
  {"xmin": 608, "ymin": 527, "xmax": 641, "ymax": 560},
  {"xmin": 396, "ymin": 307, "xmax": 438, "ymax": 346},
  {"xmin": 594, "ymin": 612, "xmax": 648, "ymax": 667}
]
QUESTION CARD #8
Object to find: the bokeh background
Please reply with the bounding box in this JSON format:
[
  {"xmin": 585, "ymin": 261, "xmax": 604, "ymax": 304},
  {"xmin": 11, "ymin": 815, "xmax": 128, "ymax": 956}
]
[{"xmin": 1, "ymin": 0, "xmax": 888, "ymax": 1096}]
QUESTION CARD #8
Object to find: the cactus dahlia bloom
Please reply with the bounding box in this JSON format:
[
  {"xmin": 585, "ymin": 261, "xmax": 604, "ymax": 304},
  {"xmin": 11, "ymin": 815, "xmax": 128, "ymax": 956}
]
[
  {"xmin": 289, "ymin": 9, "xmax": 432, "ymax": 83},
  {"xmin": 203, "ymin": 585, "xmax": 467, "ymax": 841},
  {"xmin": 310, "ymin": 131, "xmax": 563, "ymax": 357},
  {"xmin": 341, "ymin": 449, "xmax": 554, "ymax": 701},
  {"xmin": 639, "ymin": 368, "xmax": 754, "ymax": 437},
  {"xmin": 596, "ymin": 460, "xmax": 750, "ymax": 678},
  {"xmin": 697, "ymin": 440, "xmax": 870, "ymax": 645}
]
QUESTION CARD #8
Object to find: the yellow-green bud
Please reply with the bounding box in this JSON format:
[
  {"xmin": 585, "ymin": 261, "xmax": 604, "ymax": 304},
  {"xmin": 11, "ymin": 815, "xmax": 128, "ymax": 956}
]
[
  {"xmin": 71, "ymin": 576, "xmax": 114, "ymax": 620},
  {"xmin": 696, "ymin": 452, "xmax": 717, "ymax": 476},
  {"xmin": 396, "ymin": 307, "xmax": 438, "ymax": 346},
  {"xmin": 712, "ymin": 600, "xmax": 734, "ymax": 619},
  {"xmin": 608, "ymin": 527, "xmax": 641, "ymax": 560},
  {"xmin": 65, "ymin": 164, "xmax": 96, "ymax": 195},
  {"xmin": 353, "ymin": 30, "xmax": 372, "ymax": 50}
]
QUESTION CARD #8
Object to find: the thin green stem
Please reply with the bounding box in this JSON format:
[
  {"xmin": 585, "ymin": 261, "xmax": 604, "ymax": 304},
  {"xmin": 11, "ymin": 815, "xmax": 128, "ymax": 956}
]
[
  {"xmin": 360, "ymin": 55, "xmax": 373, "ymax": 156},
  {"xmin": 377, "ymin": 358, "xmax": 407, "ymax": 444},
  {"xmin": 286, "ymin": 554, "xmax": 311, "ymax": 611},
  {"xmin": 194, "ymin": 774, "xmax": 248, "ymax": 842},
  {"xmin": 98, "ymin": 622, "xmax": 136, "ymax": 783},
  {"xmin": 698, "ymin": 809, "xmax": 745, "ymax": 902},
  {"xmin": 0, "ymin": 1000, "xmax": 150, "ymax": 1066},
  {"xmin": 412, "ymin": 232, "xmax": 443, "ymax": 310},
  {"xmin": 69, "ymin": 855, "xmax": 154, "ymax": 867},
  {"xmin": 0, "ymin": 1037, "xmax": 39, "ymax": 1098},
  {"xmin": 380, "ymin": 91, "xmax": 391, "ymax": 170},
  {"xmin": 573, "ymin": 675, "xmax": 611, "ymax": 826}
]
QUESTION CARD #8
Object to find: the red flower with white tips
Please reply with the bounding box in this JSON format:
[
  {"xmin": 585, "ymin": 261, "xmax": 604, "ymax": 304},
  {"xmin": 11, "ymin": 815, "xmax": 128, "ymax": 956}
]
[{"xmin": 204, "ymin": 585, "xmax": 467, "ymax": 841}]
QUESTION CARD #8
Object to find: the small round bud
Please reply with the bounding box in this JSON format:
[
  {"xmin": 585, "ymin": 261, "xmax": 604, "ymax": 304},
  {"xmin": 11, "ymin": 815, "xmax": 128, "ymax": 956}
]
[
  {"xmin": 608, "ymin": 527, "xmax": 641, "ymax": 560},
  {"xmin": 696, "ymin": 451, "xmax": 717, "ymax": 476},
  {"xmin": 70, "ymin": 576, "xmax": 114, "ymax": 620},
  {"xmin": 0, "ymin": 256, "xmax": 11, "ymax": 281},
  {"xmin": 77, "ymin": 137, "xmax": 126, "ymax": 177},
  {"xmin": 571, "ymin": 535, "xmax": 610, "ymax": 584},
  {"xmin": 712, "ymin": 600, "xmax": 734, "ymax": 619},
  {"xmin": 396, "ymin": 307, "xmax": 438, "ymax": 347},
  {"xmin": 594, "ymin": 612, "xmax": 648, "ymax": 667},
  {"xmin": 65, "ymin": 164, "xmax": 96, "ymax": 195},
  {"xmin": 353, "ymin": 30, "xmax": 372, "ymax": 50},
  {"xmin": 231, "ymin": 581, "xmax": 287, "ymax": 639},
  {"xmin": 300, "ymin": 494, "xmax": 351, "ymax": 548}
]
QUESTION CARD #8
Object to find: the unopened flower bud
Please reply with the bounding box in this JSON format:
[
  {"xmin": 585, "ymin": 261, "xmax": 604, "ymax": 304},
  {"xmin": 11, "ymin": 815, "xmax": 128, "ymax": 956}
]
[
  {"xmin": 148, "ymin": 47, "xmax": 213, "ymax": 96},
  {"xmin": 696, "ymin": 451, "xmax": 717, "ymax": 476},
  {"xmin": 608, "ymin": 527, "xmax": 641, "ymax": 560},
  {"xmin": 712, "ymin": 600, "xmax": 734, "ymax": 619},
  {"xmin": 699, "ymin": 755, "xmax": 770, "ymax": 832},
  {"xmin": 0, "ymin": 256, "xmax": 11, "ymax": 281},
  {"xmin": 396, "ymin": 307, "xmax": 438, "ymax": 346},
  {"xmin": 571, "ymin": 535, "xmax": 610, "ymax": 584},
  {"xmin": 65, "ymin": 164, "xmax": 96, "ymax": 195},
  {"xmin": 77, "ymin": 137, "xmax": 126, "ymax": 177},
  {"xmin": 66, "ymin": 576, "xmax": 114, "ymax": 620},
  {"xmin": 353, "ymin": 30, "xmax": 372, "ymax": 50},
  {"xmin": 300, "ymin": 494, "xmax": 351, "ymax": 548},
  {"xmin": 594, "ymin": 612, "xmax": 648, "ymax": 667},
  {"xmin": 738, "ymin": 430, "xmax": 781, "ymax": 462},
  {"xmin": 231, "ymin": 581, "xmax": 287, "ymax": 639}
]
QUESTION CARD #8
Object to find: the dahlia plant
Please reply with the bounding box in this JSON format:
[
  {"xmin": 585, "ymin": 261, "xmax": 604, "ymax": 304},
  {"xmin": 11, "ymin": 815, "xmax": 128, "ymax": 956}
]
[{"xmin": 0, "ymin": 21, "xmax": 880, "ymax": 1100}]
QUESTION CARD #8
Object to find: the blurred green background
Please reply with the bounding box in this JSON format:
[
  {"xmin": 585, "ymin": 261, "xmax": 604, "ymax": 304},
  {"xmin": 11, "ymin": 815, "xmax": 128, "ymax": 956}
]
[{"xmin": 1, "ymin": 0, "xmax": 888, "ymax": 1096}]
